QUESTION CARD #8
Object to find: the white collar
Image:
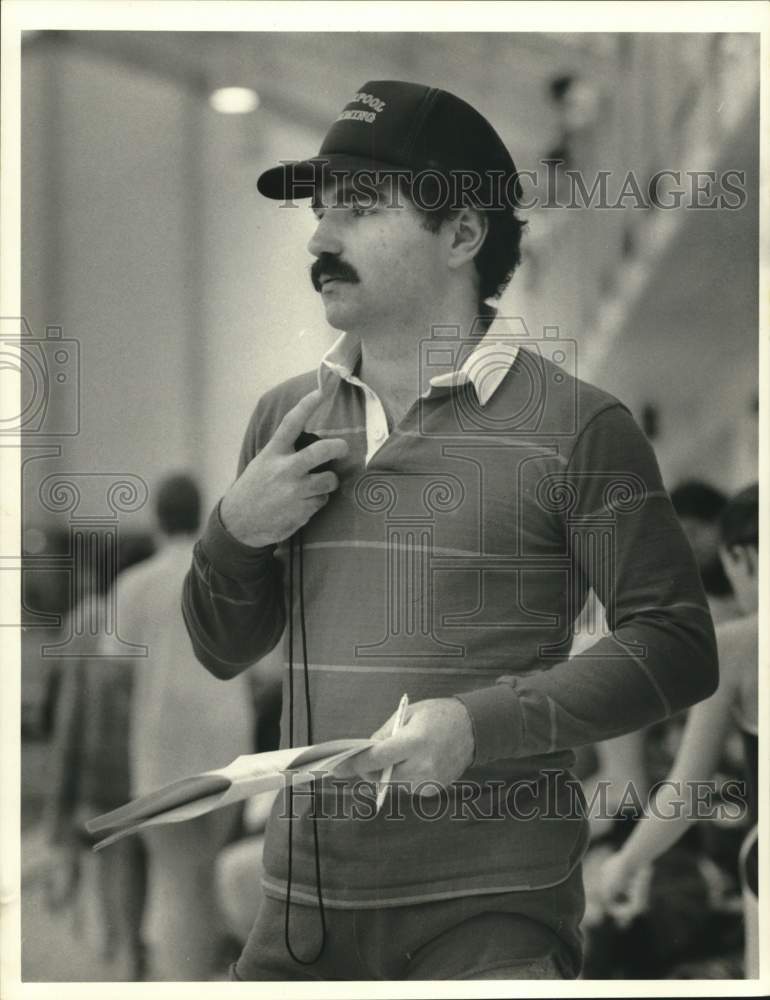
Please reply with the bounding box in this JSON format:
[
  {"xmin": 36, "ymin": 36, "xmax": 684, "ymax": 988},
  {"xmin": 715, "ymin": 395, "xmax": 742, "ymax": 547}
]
[{"xmin": 317, "ymin": 315, "xmax": 520, "ymax": 407}]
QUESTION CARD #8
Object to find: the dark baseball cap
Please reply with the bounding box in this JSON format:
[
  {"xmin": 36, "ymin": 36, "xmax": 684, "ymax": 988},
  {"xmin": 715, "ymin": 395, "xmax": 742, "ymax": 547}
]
[{"xmin": 257, "ymin": 80, "xmax": 520, "ymax": 207}]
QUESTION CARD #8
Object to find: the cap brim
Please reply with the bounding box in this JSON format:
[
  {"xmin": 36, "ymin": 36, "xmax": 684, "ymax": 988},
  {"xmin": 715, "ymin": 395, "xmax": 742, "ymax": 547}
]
[{"xmin": 257, "ymin": 154, "xmax": 409, "ymax": 200}]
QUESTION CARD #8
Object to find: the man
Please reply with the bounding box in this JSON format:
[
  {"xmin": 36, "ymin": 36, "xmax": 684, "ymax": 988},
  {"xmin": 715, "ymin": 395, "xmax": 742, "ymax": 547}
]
[
  {"xmin": 182, "ymin": 81, "xmax": 718, "ymax": 980},
  {"xmin": 117, "ymin": 474, "xmax": 254, "ymax": 980},
  {"xmin": 45, "ymin": 534, "xmax": 154, "ymax": 980}
]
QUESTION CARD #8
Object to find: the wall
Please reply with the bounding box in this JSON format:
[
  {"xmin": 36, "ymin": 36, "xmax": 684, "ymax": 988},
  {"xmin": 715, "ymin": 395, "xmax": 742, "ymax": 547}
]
[
  {"xmin": 588, "ymin": 99, "xmax": 760, "ymax": 492},
  {"xmin": 22, "ymin": 42, "xmax": 192, "ymax": 531},
  {"xmin": 199, "ymin": 103, "xmax": 334, "ymax": 500},
  {"xmin": 21, "ymin": 40, "xmax": 341, "ymax": 528}
]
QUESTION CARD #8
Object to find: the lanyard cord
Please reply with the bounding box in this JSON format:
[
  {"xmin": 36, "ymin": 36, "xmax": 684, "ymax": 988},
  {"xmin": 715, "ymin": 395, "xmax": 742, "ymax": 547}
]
[{"xmin": 284, "ymin": 528, "xmax": 327, "ymax": 965}]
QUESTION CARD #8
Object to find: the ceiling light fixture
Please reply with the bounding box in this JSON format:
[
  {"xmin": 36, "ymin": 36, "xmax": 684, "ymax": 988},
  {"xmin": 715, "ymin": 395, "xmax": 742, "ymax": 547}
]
[{"xmin": 209, "ymin": 87, "xmax": 260, "ymax": 114}]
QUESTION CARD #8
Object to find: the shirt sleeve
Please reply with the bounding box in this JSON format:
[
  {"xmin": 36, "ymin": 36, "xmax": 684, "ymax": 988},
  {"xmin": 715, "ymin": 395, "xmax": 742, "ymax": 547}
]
[
  {"xmin": 455, "ymin": 403, "xmax": 719, "ymax": 766},
  {"xmin": 181, "ymin": 401, "xmax": 287, "ymax": 679}
]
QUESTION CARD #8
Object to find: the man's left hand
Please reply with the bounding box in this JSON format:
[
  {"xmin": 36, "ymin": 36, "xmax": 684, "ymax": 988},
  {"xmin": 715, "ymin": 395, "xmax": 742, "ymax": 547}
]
[{"xmin": 336, "ymin": 698, "xmax": 475, "ymax": 794}]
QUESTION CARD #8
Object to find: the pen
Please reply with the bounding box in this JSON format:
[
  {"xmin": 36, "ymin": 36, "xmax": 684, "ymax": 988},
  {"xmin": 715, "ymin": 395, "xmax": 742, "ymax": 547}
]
[{"xmin": 375, "ymin": 693, "xmax": 409, "ymax": 815}]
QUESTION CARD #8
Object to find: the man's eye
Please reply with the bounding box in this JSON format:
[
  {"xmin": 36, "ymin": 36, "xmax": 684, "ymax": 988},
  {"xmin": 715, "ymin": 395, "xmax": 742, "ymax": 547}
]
[{"xmin": 351, "ymin": 203, "xmax": 376, "ymax": 217}]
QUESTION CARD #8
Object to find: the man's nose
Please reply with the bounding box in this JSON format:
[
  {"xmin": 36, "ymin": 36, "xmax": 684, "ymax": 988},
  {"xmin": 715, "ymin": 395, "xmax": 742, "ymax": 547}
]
[{"xmin": 307, "ymin": 211, "xmax": 343, "ymax": 258}]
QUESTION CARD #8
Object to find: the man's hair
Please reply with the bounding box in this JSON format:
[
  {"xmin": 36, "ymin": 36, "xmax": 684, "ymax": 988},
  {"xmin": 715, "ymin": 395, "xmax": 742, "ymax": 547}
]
[
  {"xmin": 670, "ymin": 480, "xmax": 727, "ymax": 522},
  {"xmin": 399, "ymin": 176, "xmax": 527, "ymax": 305},
  {"xmin": 155, "ymin": 473, "xmax": 201, "ymax": 536},
  {"xmin": 719, "ymin": 483, "xmax": 759, "ymax": 551}
]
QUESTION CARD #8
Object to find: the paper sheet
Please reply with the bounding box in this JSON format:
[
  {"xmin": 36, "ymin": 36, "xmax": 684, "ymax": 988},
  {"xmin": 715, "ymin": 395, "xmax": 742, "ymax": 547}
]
[{"xmin": 85, "ymin": 739, "xmax": 375, "ymax": 850}]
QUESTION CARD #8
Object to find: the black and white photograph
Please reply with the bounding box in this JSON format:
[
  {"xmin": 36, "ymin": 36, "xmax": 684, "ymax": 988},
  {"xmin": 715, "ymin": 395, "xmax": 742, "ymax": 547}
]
[{"xmin": 1, "ymin": 1, "xmax": 767, "ymax": 992}]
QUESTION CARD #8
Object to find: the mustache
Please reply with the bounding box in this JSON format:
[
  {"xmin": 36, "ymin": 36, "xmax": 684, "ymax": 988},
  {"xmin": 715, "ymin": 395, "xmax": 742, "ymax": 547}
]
[{"xmin": 311, "ymin": 254, "xmax": 360, "ymax": 292}]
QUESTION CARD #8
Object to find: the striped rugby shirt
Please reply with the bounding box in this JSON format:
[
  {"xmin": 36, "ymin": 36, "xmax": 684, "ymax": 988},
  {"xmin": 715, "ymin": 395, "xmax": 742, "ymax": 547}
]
[{"xmin": 183, "ymin": 317, "xmax": 718, "ymax": 906}]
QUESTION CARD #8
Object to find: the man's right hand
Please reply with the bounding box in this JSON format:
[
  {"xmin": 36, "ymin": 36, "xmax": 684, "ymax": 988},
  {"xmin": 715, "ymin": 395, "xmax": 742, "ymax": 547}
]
[{"xmin": 220, "ymin": 389, "xmax": 349, "ymax": 547}]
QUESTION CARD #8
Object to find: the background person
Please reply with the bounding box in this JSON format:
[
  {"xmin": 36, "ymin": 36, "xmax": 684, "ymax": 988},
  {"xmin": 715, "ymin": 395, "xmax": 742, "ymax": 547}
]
[
  {"xmin": 112, "ymin": 473, "xmax": 256, "ymax": 981},
  {"xmin": 44, "ymin": 534, "xmax": 155, "ymax": 980},
  {"xmin": 599, "ymin": 483, "xmax": 759, "ymax": 978}
]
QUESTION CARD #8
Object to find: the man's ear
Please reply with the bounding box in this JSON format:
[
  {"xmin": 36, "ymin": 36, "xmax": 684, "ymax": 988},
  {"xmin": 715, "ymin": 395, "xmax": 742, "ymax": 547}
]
[{"xmin": 446, "ymin": 207, "xmax": 487, "ymax": 269}]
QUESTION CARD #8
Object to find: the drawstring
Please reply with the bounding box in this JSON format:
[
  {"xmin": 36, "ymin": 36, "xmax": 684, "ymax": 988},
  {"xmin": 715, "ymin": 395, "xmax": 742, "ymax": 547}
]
[
  {"xmin": 284, "ymin": 527, "xmax": 327, "ymax": 964},
  {"xmin": 298, "ymin": 531, "xmax": 314, "ymax": 745}
]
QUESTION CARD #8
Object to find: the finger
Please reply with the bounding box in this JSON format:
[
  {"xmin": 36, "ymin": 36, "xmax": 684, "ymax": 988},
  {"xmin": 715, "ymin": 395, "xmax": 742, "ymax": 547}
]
[
  {"xmin": 333, "ymin": 754, "xmax": 377, "ymax": 779},
  {"xmin": 270, "ymin": 389, "xmax": 325, "ymax": 452},
  {"xmin": 332, "ymin": 729, "xmax": 397, "ymax": 776},
  {"xmin": 369, "ymin": 711, "xmax": 398, "ymax": 742},
  {"xmin": 294, "ymin": 437, "xmax": 349, "ymax": 473},
  {"xmin": 303, "ymin": 470, "xmax": 339, "ymax": 497},
  {"xmin": 334, "ymin": 750, "xmax": 376, "ymax": 776},
  {"xmin": 360, "ymin": 730, "xmax": 416, "ymax": 771},
  {"xmin": 335, "ymin": 742, "xmax": 403, "ymax": 777},
  {"xmin": 331, "ymin": 757, "xmax": 356, "ymax": 778},
  {"xmin": 334, "ymin": 722, "xmax": 417, "ymax": 777},
  {"xmin": 370, "ymin": 703, "xmax": 414, "ymax": 742}
]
